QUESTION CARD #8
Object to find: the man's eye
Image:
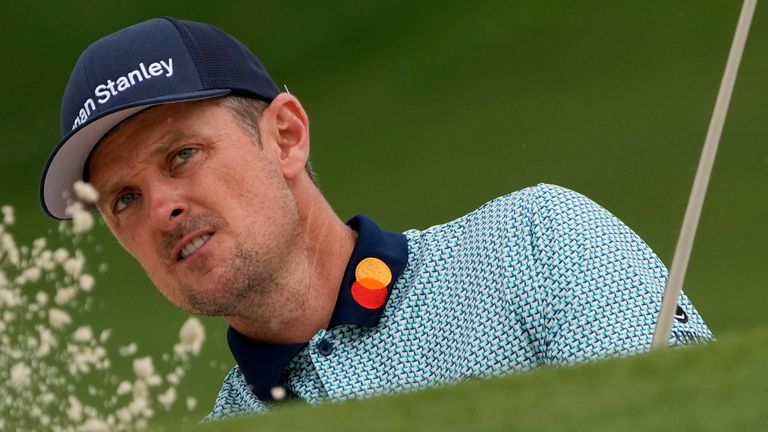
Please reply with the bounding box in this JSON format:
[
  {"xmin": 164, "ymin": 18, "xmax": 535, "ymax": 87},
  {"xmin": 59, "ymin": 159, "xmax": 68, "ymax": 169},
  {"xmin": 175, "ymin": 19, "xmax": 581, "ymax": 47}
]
[
  {"xmin": 171, "ymin": 148, "xmax": 197, "ymax": 168},
  {"xmin": 114, "ymin": 192, "xmax": 138, "ymax": 212}
]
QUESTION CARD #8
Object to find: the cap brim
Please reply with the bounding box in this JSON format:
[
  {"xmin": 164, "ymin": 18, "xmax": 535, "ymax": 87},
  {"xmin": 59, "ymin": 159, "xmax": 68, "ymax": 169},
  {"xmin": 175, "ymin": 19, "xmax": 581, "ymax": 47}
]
[{"xmin": 41, "ymin": 89, "xmax": 230, "ymax": 220}]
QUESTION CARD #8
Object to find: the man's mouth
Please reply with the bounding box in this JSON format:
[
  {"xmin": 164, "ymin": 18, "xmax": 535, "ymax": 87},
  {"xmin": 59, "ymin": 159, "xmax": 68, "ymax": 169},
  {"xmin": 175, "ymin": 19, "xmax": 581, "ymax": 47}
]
[{"xmin": 177, "ymin": 233, "xmax": 213, "ymax": 261}]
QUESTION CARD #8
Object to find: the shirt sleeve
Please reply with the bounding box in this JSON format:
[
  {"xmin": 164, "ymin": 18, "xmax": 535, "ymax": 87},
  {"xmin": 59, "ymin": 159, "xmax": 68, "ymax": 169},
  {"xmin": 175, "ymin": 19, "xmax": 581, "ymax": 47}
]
[
  {"xmin": 204, "ymin": 366, "xmax": 267, "ymax": 421},
  {"xmin": 522, "ymin": 184, "xmax": 713, "ymax": 365}
]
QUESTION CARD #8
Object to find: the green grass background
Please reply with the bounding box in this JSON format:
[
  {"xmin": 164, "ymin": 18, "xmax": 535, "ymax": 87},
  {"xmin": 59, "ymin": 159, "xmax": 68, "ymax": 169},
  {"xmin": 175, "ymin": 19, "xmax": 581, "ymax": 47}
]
[{"xmin": 1, "ymin": 0, "xmax": 766, "ymax": 427}]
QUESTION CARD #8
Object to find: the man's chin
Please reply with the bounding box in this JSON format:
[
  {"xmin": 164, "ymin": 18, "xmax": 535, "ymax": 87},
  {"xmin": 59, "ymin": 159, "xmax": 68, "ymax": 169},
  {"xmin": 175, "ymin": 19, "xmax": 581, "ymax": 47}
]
[
  {"xmin": 175, "ymin": 285, "xmax": 242, "ymax": 317},
  {"xmin": 170, "ymin": 250, "xmax": 272, "ymax": 317},
  {"xmin": 182, "ymin": 296, "xmax": 237, "ymax": 316}
]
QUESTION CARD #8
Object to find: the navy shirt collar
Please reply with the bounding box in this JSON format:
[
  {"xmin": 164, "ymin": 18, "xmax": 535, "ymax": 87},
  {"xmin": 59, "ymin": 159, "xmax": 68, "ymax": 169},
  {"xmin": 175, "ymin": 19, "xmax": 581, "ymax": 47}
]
[{"xmin": 227, "ymin": 214, "xmax": 408, "ymax": 401}]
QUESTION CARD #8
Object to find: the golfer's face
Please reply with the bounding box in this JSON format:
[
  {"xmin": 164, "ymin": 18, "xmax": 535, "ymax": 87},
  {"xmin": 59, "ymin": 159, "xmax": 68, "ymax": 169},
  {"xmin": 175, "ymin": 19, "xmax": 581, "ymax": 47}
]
[{"xmin": 87, "ymin": 99, "xmax": 299, "ymax": 313}]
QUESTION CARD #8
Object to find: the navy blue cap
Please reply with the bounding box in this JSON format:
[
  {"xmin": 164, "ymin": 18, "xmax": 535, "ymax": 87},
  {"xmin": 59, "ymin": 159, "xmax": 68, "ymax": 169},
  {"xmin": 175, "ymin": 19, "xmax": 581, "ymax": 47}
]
[{"xmin": 41, "ymin": 17, "xmax": 280, "ymax": 219}]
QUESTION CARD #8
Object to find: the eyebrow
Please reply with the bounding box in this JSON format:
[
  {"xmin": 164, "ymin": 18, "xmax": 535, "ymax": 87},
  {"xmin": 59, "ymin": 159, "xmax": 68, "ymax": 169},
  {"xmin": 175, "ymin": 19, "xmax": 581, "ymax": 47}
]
[
  {"xmin": 141, "ymin": 130, "xmax": 199, "ymax": 164},
  {"xmin": 94, "ymin": 129, "xmax": 201, "ymax": 211}
]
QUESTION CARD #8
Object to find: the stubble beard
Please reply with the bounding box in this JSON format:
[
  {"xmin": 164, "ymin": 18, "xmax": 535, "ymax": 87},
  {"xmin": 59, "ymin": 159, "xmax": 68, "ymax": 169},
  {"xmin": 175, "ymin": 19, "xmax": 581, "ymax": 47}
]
[
  {"xmin": 183, "ymin": 241, "xmax": 275, "ymax": 316},
  {"xmin": 180, "ymin": 218, "xmax": 306, "ymax": 322}
]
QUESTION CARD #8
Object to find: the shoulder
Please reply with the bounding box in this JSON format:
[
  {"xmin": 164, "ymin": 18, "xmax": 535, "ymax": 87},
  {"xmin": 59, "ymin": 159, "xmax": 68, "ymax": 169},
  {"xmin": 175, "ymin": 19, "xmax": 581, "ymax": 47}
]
[
  {"xmin": 521, "ymin": 183, "xmax": 609, "ymax": 218},
  {"xmin": 204, "ymin": 366, "xmax": 266, "ymax": 421},
  {"xmin": 520, "ymin": 183, "xmax": 630, "ymax": 241},
  {"xmin": 455, "ymin": 183, "xmax": 605, "ymax": 232},
  {"xmin": 466, "ymin": 183, "xmax": 596, "ymax": 217},
  {"xmin": 402, "ymin": 183, "xmax": 615, "ymax": 264},
  {"xmin": 406, "ymin": 183, "xmax": 598, "ymax": 244},
  {"xmin": 473, "ymin": 183, "xmax": 658, "ymax": 283}
]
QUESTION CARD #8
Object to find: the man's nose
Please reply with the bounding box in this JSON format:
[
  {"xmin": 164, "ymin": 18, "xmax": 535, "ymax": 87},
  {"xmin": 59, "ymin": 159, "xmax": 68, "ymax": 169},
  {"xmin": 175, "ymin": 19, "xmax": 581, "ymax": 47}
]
[{"xmin": 146, "ymin": 185, "xmax": 189, "ymax": 230}]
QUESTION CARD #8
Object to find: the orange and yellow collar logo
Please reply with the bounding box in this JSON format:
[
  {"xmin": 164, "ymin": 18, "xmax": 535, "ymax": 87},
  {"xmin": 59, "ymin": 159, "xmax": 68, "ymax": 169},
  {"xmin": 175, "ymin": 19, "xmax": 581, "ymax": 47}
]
[{"xmin": 351, "ymin": 257, "xmax": 392, "ymax": 309}]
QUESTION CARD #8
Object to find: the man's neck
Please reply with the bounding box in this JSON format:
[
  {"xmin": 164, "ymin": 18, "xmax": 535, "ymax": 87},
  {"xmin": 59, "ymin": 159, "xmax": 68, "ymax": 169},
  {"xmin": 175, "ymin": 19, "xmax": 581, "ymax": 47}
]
[{"xmin": 225, "ymin": 184, "xmax": 357, "ymax": 344}]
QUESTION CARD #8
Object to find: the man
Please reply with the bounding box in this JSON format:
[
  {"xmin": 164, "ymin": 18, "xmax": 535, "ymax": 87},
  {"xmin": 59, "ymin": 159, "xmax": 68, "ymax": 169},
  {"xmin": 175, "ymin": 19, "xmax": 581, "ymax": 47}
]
[{"xmin": 40, "ymin": 17, "xmax": 712, "ymax": 420}]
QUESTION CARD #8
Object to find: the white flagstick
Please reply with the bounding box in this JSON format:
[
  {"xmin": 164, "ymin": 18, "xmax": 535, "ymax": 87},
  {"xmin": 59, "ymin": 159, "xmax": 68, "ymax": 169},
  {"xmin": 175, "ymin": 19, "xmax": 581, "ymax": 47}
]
[{"xmin": 651, "ymin": 0, "xmax": 757, "ymax": 350}]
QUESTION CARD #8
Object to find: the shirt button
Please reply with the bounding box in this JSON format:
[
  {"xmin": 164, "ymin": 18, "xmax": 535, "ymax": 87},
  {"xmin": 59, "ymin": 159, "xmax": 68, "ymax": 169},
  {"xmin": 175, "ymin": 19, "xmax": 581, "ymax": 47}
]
[{"xmin": 317, "ymin": 339, "xmax": 334, "ymax": 356}]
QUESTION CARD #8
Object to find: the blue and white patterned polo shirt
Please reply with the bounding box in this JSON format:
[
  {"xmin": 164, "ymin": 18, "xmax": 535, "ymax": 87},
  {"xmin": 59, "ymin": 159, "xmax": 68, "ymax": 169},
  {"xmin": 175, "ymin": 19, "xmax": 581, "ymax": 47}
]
[{"xmin": 206, "ymin": 184, "xmax": 713, "ymax": 420}]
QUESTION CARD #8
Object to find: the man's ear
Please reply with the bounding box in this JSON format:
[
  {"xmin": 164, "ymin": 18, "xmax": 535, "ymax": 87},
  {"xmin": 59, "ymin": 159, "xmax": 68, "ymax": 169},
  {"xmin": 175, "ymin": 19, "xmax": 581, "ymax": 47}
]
[{"xmin": 261, "ymin": 93, "xmax": 310, "ymax": 180}]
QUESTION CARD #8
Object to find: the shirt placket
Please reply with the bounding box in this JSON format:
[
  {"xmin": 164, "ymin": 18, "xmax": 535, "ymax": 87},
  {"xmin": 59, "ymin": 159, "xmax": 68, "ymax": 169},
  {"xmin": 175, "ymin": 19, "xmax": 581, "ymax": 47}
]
[{"xmin": 305, "ymin": 329, "xmax": 345, "ymax": 401}]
